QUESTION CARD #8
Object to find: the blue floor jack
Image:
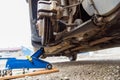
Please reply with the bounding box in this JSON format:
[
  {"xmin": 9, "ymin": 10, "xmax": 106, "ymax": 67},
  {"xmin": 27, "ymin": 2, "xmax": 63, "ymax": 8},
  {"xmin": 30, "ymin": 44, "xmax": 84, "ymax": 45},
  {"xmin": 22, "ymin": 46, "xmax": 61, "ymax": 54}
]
[{"xmin": 5, "ymin": 47, "xmax": 52, "ymax": 70}]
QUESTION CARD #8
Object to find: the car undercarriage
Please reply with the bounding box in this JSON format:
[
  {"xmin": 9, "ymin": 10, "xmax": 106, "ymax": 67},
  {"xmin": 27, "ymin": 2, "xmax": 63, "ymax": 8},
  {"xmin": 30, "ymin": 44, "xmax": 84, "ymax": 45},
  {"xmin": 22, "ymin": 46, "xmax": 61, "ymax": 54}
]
[{"xmin": 28, "ymin": 0, "xmax": 120, "ymax": 60}]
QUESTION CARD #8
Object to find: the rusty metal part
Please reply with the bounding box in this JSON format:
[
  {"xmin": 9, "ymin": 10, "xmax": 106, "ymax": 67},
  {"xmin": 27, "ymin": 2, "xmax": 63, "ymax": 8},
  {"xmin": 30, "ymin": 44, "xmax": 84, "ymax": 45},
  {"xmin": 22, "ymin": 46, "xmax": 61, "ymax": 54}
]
[
  {"xmin": 89, "ymin": 37, "xmax": 113, "ymax": 46},
  {"xmin": 63, "ymin": 3, "xmax": 80, "ymax": 9},
  {"xmin": 63, "ymin": 20, "xmax": 98, "ymax": 40},
  {"xmin": 71, "ymin": 46, "xmax": 84, "ymax": 52},
  {"xmin": 44, "ymin": 20, "xmax": 101, "ymax": 55},
  {"xmin": 44, "ymin": 41, "xmax": 74, "ymax": 55},
  {"xmin": 71, "ymin": 37, "xmax": 114, "ymax": 52}
]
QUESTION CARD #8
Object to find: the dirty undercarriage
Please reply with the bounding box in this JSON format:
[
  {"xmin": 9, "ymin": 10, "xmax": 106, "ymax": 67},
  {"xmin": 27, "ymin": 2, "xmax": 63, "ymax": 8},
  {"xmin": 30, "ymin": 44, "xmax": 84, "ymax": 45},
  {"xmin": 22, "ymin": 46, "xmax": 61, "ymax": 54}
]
[{"xmin": 28, "ymin": 0, "xmax": 120, "ymax": 60}]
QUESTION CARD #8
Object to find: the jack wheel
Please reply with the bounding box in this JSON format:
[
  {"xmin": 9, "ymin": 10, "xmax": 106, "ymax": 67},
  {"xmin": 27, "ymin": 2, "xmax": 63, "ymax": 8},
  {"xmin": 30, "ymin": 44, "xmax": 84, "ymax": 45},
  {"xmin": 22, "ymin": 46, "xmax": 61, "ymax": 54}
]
[{"xmin": 46, "ymin": 64, "xmax": 52, "ymax": 70}]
